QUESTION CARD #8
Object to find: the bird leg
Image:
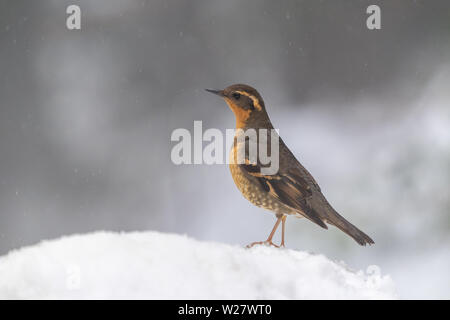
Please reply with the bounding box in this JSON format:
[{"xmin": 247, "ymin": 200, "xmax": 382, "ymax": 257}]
[
  {"xmin": 280, "ymin": 215, "xmax": 287, "ymax": 247},
  {"xmin": 246, "ymin": 215, "xmax": 283, "ymax": 248}
]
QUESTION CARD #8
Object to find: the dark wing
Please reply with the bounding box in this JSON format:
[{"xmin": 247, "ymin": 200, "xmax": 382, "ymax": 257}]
[{"xmin": 240, "ymin": 162, "xmax": 328, "ymax": 229}]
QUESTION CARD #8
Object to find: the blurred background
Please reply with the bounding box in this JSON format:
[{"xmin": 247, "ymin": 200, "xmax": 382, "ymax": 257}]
[{"xmin": 0, "ymin": 0, "xmax": 449, "ymax": 299}]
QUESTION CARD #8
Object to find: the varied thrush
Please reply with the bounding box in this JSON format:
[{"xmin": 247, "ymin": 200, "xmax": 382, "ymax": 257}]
[{"xmin": 206, "ymin": 84, "xmax": 374, "ymax": 248}]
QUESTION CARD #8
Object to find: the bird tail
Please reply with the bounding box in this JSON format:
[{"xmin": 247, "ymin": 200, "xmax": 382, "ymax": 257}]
[{"xmin": 326, "ymin": 209, "xmax": 375, "ymax": 246}]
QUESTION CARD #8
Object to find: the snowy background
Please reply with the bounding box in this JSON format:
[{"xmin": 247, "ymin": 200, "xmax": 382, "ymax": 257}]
[{"xmin": 0, "ymin": 1, "xmax": 449, "ymax": 299}]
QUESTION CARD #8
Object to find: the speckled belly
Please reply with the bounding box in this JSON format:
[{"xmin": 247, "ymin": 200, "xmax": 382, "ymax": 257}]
[{"xmin": 228, "ymin": 149, "xmax": 295, "ymax": 216}]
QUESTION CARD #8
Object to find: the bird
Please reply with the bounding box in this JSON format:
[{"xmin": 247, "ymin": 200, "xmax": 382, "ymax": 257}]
[{"xmin": 206, "ymin": 84, "xmax": 374, "ymax": 248}]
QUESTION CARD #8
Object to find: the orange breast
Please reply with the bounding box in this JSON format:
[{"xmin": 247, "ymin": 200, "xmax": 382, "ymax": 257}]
[{"xmin": 224, "ymin": 98, "xmax": 252, "ymax": 128}]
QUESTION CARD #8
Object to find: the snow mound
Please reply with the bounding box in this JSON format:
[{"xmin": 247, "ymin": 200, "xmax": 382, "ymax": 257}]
[{"xmin": 0, "ymin": 231, "xmax": 396, "ymax": 299}]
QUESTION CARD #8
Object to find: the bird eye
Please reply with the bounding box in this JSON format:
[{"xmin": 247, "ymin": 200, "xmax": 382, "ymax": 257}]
[{"xmin": 232, "ymin": 92, "xmax": 241, "ymax": 100}]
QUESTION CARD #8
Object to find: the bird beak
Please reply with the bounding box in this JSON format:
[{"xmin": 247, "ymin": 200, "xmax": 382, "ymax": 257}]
[{"xmin": 205, "ymin": 88, "xmax": 224, "ymax": 97}]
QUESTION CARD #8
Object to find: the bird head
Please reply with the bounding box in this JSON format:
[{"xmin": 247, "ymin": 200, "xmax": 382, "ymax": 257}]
[{"xmin": 206, "ymin": 84, "xmax": 269, "ymax": 128}]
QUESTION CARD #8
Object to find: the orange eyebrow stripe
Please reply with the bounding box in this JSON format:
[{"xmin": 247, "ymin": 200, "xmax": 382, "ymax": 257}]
[{"xmin": 236, "ymin": 91, "xmax": 262, "ymax": 111}]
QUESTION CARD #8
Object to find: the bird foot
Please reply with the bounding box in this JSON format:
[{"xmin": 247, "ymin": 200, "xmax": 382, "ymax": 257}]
[{"xmin": 246, "ymin": 240, "xmax": 280, "ymax": 248}]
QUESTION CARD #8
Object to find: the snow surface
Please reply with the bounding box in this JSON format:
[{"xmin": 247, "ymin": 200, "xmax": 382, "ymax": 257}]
[{"xmin": 0, "ymin": 231, "xmax": 396, "ymax": 299}]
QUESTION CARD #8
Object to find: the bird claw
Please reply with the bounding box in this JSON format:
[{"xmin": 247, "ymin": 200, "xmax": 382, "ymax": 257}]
[
  {"xmin": 246, "ymin": 240, "xmax": 280, "ymax": 248},
  {"xmin": 245, "ymin": 241, "xmax": 263, "ymax": 248}
]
